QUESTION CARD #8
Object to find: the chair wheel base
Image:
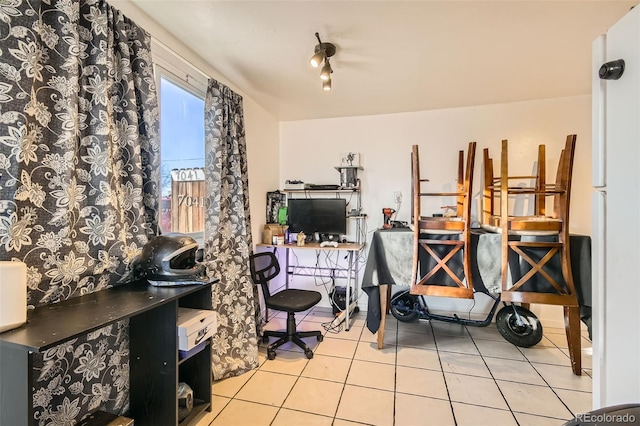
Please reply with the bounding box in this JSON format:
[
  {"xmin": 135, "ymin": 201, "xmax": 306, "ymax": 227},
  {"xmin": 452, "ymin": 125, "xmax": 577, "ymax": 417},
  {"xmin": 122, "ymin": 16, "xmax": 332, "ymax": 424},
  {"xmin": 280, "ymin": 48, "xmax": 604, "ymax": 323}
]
[
  {"xmin": 304, "ymin": 349, "xmax": 313, "ymax": 359},
  {"xmin": 267, "ymin": 350, "xmax": 276, "ymax": 360},
  {"xmin": 262, "ymin": 335, "xmax": 269, "ymax": 344},
  {"xmin": 317, "ymin": 335, "xmax": 324, "ymax": 342}
]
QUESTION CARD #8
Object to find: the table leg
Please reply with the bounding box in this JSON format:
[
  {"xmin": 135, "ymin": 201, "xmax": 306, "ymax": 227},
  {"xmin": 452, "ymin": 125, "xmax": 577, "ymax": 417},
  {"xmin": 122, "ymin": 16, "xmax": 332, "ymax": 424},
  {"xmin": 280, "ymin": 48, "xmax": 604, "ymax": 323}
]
[
  {"xmin": 378, "ymin": 284, "xmax": 388, "ymax": 349},
  {"xmin": 285, "ymin": 247, "xmax": 290, "ymax": 289},
  {"xmin": 385, "ymin": 285, "xmax": 393, "ymax": 314}
]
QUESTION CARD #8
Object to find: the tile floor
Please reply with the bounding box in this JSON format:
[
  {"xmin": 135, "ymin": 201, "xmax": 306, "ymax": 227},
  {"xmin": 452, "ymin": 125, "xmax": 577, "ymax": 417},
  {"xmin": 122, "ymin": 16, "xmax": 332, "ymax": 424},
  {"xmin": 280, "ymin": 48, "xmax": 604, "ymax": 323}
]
[{"xmin": 200, "ymin": 307, "xmax": 593, "ymax": 426}]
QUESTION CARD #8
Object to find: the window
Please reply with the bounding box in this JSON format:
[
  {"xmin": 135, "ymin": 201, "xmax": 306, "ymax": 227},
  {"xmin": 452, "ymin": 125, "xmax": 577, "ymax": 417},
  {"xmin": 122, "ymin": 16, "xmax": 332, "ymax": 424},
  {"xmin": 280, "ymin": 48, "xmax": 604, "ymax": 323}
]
[{"xmin": 154, "ymin": 63, "xmax": 206, "ymax": 244}]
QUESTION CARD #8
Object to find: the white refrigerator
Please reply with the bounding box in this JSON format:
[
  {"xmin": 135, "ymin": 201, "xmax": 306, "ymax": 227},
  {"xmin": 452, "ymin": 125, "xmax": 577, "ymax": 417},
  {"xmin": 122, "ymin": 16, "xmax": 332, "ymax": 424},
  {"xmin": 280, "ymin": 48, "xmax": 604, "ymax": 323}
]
[{"xmin": 593, "ymin": 5, "xmax": 640, "ymax": 408}]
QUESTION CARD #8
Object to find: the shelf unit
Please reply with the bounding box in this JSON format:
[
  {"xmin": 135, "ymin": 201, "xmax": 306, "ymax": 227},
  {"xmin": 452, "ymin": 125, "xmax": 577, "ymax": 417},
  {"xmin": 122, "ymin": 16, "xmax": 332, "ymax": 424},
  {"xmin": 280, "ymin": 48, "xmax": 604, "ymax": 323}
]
[{"xmin": 0, "ymin": 280, "xmax": 216, "ymax": 426}]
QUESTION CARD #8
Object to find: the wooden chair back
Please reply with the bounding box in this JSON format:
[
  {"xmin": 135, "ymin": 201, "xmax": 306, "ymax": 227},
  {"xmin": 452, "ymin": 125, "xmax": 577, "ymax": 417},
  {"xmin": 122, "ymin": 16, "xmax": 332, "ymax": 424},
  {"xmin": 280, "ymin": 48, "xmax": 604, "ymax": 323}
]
[
  {"xmin": 410, "ymin": 142, "xmax": 476, "ymax": 298},
  {"xmin": 482, "ymin": 144, "xmax": 546, "ymax": 228},
  {"xmin": 493, "ymin": 134, "xmax": 581, "ymax": 375}
]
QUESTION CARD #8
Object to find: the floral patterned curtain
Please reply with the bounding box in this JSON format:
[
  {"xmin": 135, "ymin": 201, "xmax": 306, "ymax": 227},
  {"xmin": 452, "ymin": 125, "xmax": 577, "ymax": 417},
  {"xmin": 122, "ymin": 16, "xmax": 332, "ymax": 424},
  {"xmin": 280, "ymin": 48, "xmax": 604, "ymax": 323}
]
[
  {"xmin": 0, "ymin": 0, "xmax": 159, "ymax": 305},
  {"xmin": 203, "ymin": 79, "xmax": 259, "ymax": 380},
  {"xmin": 0, "ymin": 0, "xmax": 158, "ymax": 423}
]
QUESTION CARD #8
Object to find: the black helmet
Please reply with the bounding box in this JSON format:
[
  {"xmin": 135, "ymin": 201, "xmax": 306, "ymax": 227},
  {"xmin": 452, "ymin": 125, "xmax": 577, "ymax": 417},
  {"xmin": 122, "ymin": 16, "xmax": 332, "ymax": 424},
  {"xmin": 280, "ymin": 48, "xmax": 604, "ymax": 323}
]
[{"xmin": 134, "ymin": 234, "xmax": 208, "ymax": 285}]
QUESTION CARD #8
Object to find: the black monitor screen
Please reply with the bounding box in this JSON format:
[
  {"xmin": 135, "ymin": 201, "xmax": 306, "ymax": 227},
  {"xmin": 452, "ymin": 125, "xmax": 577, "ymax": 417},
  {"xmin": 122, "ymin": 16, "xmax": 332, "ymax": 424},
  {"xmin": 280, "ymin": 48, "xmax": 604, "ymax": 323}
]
[{"xmin": 287, "ymin": 198, "xmax": 347, "ymax": 235}]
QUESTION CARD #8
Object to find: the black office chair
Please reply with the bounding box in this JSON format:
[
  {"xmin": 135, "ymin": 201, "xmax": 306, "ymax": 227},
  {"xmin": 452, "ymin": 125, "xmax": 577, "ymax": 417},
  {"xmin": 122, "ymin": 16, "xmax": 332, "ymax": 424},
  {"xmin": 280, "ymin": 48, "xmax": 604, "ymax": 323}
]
[{"xmin": 249, "ymin": 251, "xmax": 324, "ymax": 360}]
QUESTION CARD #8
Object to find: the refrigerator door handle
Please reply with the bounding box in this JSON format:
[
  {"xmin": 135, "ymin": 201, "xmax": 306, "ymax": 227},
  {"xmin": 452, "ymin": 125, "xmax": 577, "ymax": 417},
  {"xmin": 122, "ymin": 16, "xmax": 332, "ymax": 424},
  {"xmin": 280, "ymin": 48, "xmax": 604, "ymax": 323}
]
[{"xmin": 592, "ymin": 35, "xmax": 607, "ymax": 188}]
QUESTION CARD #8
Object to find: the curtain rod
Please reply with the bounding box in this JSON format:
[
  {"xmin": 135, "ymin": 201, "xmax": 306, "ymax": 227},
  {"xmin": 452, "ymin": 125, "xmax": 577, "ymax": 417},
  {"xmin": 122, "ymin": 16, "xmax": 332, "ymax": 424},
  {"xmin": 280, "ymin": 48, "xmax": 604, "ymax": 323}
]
[
  {"xmin": 150, "ymin": 35, "xmax": 244, "ymax": 97},
  {"xmin": 151, "ymin": 36, "xmax": 209, "ymax": 83}
]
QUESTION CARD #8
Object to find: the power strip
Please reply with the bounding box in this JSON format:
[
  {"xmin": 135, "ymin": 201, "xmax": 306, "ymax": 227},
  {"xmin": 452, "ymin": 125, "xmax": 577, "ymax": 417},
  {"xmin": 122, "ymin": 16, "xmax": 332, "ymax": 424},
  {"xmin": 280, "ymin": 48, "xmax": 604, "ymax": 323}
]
[{"xmin": 331, "ymin": 301, "xmax": 358, "ymax": 327}]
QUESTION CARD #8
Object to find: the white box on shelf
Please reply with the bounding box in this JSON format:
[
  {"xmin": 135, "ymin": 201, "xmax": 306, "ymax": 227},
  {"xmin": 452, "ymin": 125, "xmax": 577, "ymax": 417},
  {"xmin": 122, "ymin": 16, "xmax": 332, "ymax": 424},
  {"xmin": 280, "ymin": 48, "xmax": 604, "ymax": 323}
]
[
  {"xmin": 177, "ymin": 308, "xmax": 216, "ymax": 352},
  {"xmin": 284, "ymin": 182, "xmax": 306, "ymax": 190}
]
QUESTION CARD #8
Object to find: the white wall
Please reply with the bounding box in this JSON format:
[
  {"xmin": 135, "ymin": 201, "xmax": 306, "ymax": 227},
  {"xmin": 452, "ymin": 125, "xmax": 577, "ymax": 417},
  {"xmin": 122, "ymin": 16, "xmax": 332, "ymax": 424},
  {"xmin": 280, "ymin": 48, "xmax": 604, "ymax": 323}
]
[{"xmin": 280, "ymin": 95, "xmax": 592, "ymax": 324}]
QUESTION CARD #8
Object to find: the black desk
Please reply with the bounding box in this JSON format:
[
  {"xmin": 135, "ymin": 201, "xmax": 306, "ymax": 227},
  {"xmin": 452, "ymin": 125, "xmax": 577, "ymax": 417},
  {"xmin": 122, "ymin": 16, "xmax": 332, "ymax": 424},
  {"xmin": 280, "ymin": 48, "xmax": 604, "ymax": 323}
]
[
  {"xmin": 0, "ymin": 281, "xmax": 217, "ymax": 426},
  {"xmin": 361, "ymin": 228, "xmax": 592, "ymax": 338}
]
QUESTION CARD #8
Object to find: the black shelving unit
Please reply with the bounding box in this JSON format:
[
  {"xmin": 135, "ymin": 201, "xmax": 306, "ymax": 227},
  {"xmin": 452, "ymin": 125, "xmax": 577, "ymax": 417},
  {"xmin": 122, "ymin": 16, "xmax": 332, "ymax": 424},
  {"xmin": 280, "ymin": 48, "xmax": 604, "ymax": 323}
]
[{"xmin": 0, "ymin": 280, "xmax": 216, "ymax": 426}]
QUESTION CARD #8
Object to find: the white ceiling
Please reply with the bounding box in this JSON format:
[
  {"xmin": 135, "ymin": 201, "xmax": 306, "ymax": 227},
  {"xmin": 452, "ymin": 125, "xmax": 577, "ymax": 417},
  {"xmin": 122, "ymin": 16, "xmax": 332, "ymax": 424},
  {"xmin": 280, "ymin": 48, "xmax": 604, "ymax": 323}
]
[{"xmin": 124, "ymin": 1, "xmax": 636, "ymax": 121}]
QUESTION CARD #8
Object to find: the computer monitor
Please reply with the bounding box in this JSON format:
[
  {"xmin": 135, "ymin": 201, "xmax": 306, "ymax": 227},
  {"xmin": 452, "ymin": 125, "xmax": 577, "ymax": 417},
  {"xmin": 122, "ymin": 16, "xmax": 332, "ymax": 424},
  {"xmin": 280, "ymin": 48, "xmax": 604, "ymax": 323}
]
[{"xmin": 287, "ymin": 198, "xmax": 347, "ymax": 237}]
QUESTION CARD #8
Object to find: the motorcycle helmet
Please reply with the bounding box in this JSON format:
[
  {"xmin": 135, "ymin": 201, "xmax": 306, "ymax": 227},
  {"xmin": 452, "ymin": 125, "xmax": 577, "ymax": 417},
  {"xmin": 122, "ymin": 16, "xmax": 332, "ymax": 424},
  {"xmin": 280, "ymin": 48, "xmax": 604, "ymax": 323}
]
[{"xmin": 134, "ymin": 234, "xmax": 208, "ymax": 286}]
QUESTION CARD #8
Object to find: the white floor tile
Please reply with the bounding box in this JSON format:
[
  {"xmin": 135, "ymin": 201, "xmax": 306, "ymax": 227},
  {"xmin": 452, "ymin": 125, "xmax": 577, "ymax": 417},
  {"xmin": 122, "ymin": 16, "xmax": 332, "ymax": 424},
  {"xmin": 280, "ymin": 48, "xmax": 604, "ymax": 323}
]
[
  {"xmin": 282, "ymin": 376, "xmax": 344, "ymax": 417},
  {"xmin": 395, "ymin": 393, "xmax": 455, "ymax": 426},
  {"xmin": 396, "ymin": 330, "xmax": 437, "ymax": 350},
  {"xmin": 555, "ymin": 388, "xmax": 593, "ymax": 417},
  {"xmin": 439, "ymin": 351, "xmax": 492, "ymax": 378},
  {"xmin": 451, "ymin": 402, "xmax": 517, "ymax": 426},
  {"xmin": 212, "ymin": 370, "xmax": 255, "ymax": 398},
  {"xmin": 513, "ymin": 412, "xmax": 569, "ymax": 426},
  {"xmin": 474, "ymin": 338, "xmax": 527, "ymax": 361},
  {"xmin": 314, "ymin": 335, "xmax": 358, "ymax": 358},
  {"xmin": 209, "ymin": 309, "xmax": 592, "ymax": 426},
  {"xmin": 445, "ymin": 373, "xmax": 509, "ymax": 410},
  {"xmin": 272, "ymin": 409, "xmax": 333, "ymax": 426},
  {"xmin": 497, "ymin": 380, "xmax": 573, "ymax": 420},
  {"xmin": 520, "ymin": 345, "xmax": 572, "ymax": 367},
  {"xmin": 396, "ymin": 346, "xmax": 441, "ymax": 371},
  {"xmin": 335, "ymin": 384, "xmax": 395, "ymax": 426},
  {"xmin": 234, "ymin": 371, "xmax": 298, "ymax": 406},
  {"xmin": 435, "ymin": 335, "xmax": 481, "ymax": 356},
  {"xmin": 258, "ymin": 349, "xmax": 309, "ymax": 376},
  {"xmin": 466, "ymin": 324, "xmax": 506, "ymax": 342},
  {"xmin": 532, "ymin": 363, "xmax": 592, "ymax": 392},
  {"xmin": 397, "ymin": 319, "xmax": 434, "ymax": 334},
  {"xmin": 354, "ymin": 340, "xmax": 396, "ymax": 364},
  {"xmin": 483, "ymin": 357, "xmax": 547, "ymax": 386},
  {"xmin": 396, "ymin": 365, "xmax": 448, "ymax": 400},
  {"xmin": 346, "ymin": 359, "xmax": 396, "ymax": 391},
  {"xmin": 430, "ymin": 322, "xmax": 469, "ymax": 338},
  {"xmin": 560, "ymin": 347, "xmax": 593, "ymax": 369},
  {"xmin": 209, "ymin": 399, "xmax": 279, "ymax": 425},
  {"xmin": 301, "ymin": 354, "xmax": 352, "ymax": 383}
]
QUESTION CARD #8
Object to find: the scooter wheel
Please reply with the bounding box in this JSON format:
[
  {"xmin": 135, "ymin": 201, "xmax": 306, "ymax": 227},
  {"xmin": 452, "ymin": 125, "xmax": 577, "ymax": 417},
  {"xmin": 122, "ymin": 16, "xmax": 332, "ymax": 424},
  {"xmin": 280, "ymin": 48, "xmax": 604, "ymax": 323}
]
[
  {"xmin": 390, "ymin": 291, "xmax": 420, "ymax": 323},
  {"xmin": 496, "ymin": 305, "xmax": 543, "ymax": 348}
]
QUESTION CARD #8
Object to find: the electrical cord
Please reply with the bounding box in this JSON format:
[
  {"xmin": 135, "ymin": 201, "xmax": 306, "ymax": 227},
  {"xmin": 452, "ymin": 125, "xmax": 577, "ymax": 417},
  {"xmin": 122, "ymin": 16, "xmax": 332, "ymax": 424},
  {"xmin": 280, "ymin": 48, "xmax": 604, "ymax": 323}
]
[
  {"xmin": 467, "ymin": 294, "xmax": 477, "ymax": 320},
  {"xmin": 321, "ymin": 318, "xmax": 344, "ymax": 334},
  {"xmin": 393, "ymin": 201, "xmax": 401, "ymax": 221}
]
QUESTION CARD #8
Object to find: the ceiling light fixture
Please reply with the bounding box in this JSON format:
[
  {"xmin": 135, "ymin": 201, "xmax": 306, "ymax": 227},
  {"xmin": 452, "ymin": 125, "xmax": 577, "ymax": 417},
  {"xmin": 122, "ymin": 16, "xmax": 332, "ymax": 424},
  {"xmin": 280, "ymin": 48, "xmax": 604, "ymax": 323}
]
[
  {"xmin": 309, "ymin": 32, "xmax": 335, "ymax": 91},
  {"xmin": 320, "ymin": 60, "xmax": 332, "ymax": 81}
]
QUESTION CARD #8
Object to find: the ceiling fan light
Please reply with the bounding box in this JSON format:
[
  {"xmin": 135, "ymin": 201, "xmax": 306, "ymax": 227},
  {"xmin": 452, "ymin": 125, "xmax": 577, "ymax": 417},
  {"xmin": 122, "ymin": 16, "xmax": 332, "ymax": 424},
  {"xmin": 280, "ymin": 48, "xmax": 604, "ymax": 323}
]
[
  {"xmin": 309, "ymin": 50, "xmax": 324, "ymax": 68},
  {"xmin": 320, "ymin": 61, "xmax": 332, "ymax": 81},
  {"xmin": 322, "ymin": 79, "xmax": 332, "ymax": 91}
]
